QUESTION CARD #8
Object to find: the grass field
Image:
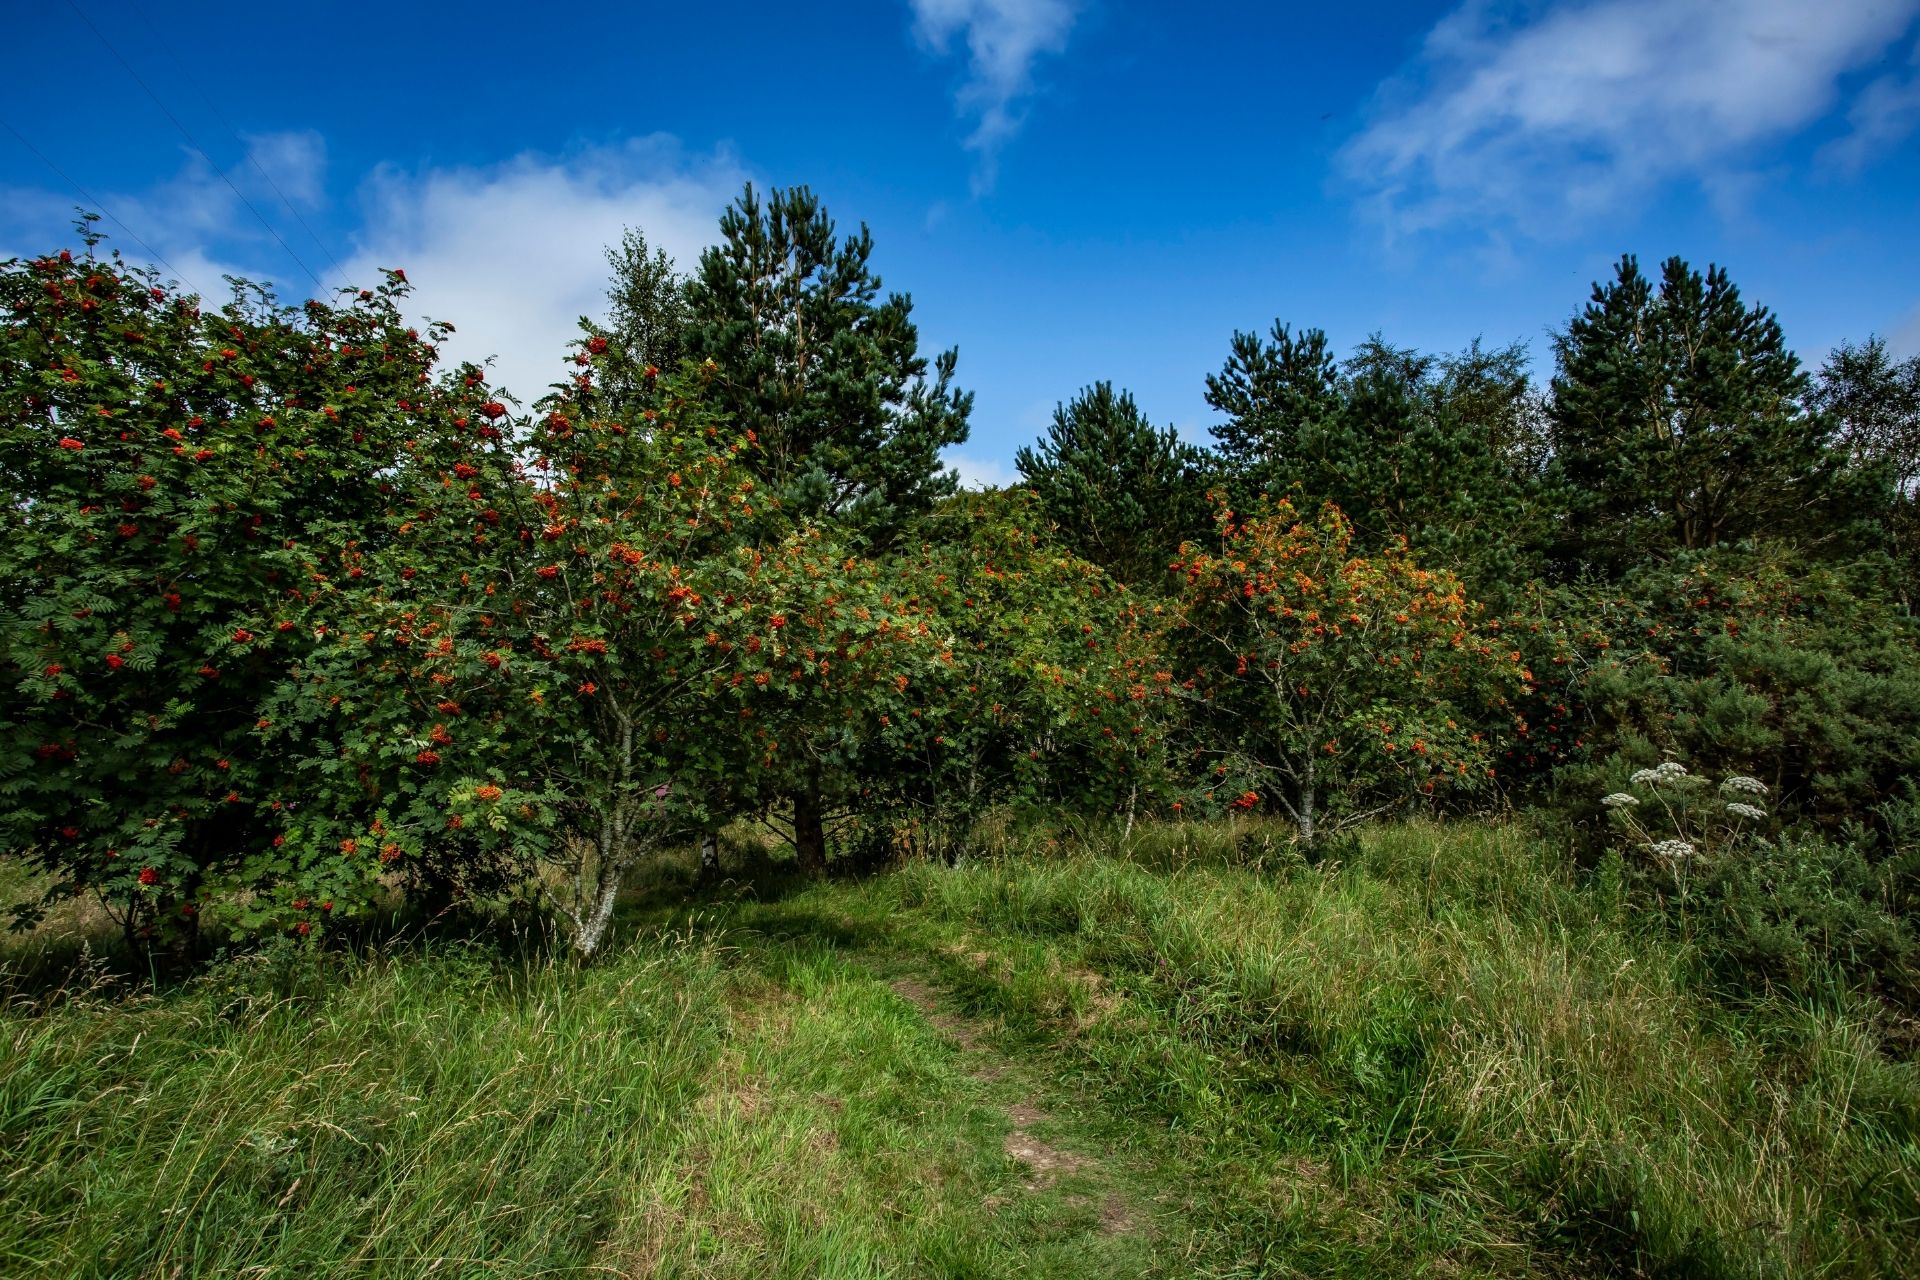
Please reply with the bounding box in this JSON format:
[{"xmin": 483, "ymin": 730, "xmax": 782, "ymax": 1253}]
[{"xmin": 4, "ymin": 819, "xmax": 1917, "ymax": 1278}]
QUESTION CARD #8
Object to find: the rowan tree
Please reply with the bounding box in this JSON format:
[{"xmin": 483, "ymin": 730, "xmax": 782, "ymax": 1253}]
[
  {"xmin": 847, "ymin": 490, "xmax": 1176, "ymax": 856},
  {"xmin": 1169, "ymin": 499, "xmax": 1516, "ymax": 842},
  {"xmin": 0, "ymin": 226, "xmax": 480, "ymax": 951},
  {"xmin": 277, "ymin": 327, "xmax": 920, "ymax": 951}
]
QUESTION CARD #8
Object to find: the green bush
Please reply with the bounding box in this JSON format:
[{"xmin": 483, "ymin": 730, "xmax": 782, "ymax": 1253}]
[
  {"xmin": 1544, "ymin": 545, "xmax": 1920, "ymax": 828},
  {"xmin": 1679, "ymin": 830, "xmax": 1919, "ymax": 1006},
  {"xmin": 0, "ymin": 231, "xmax": 487, "ymax": 952}
]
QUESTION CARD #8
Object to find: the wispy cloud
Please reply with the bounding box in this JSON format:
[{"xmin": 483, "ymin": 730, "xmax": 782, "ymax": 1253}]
[
  {"xmin": 240, "ymin": 129, "xmax": 329, "ymax": 208},
  {"xmin": 910, "ymin": 0, "xmax": 1082, "ymax": 192},
  {"xmin": 943, "ymin": 449, "xmax": 1020, "ymax": 490},
  {"xmin": 1893, "ymin": 303, "xmax": 1920, "ymax": 359},
  {"xmin": 0, "ymin": 128, "xmax": 341, "ymax": 298},
  {"xmin": 1820, "ymin": 38, "xmax": 1920, "ymax": 173},
  {"xmin": 1341, "ymin": 0, "xmax": 1920, "ymax": 240}
]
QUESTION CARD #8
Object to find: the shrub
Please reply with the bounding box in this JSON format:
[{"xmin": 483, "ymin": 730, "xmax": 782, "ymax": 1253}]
[
  {"xmin": 0, "ymin": 229, "xmax": 485, "ymax": 951},
  {"xmin": 1167, "ymin": 499, "xmax": 1517, "ymax": 841},
  {"xmin": 854, "ymin": 489, "xmax": 1179, "ymax": 841},
  {"xmin": 1595, "ymin": 760, "xmax": 1919, "ymax": 1006},
  {"xmin": 1550, "ymin": 545, "xmax": 1920, "ymax": 829}
]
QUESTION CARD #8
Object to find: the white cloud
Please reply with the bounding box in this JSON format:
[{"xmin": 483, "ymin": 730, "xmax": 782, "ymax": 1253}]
[
  {"xmin": 0, "ymin": 129, "xmax": 345, "ymax": 298},
  {"xmin": 1341, "ymin": 0, "xmax": 1920, "ymax": 239},
  {"xmin": 240, "ymin": 129, "xmax": 329, "ymax": 209},
  {"xmin": 910, "ymin": 0, "xmax": 1081, "ymax": 191},
  {"xmin": 1820, "ymin": 39, "xmax": 1920, "ymax": 173},
  {"xmin": 944, "ymin": 449, "xmax": 1020, "ymax": 490},
  {"xmin": 0, "ymin": 139, "xmax": 311, "ymax": 300},
  {"xmin": 342, "ymin": 136, "xmax": 746, "ymax": 406},
  {"xmin": 2, "ymin": 130, "xmax": 747, "ymax": 405}
]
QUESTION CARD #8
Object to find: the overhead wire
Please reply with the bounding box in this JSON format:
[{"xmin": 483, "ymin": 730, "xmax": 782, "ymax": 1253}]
[
  {"xmin": 0, "ymin": 114, "xmax": 203, "ymax": 297},
  {"xmin": 62, "ymin": 0, "xmax": 330, "ymax": 295},
  {"xmin": 119, "ymin": 0, "xmax": 357, "ymax": 292}
]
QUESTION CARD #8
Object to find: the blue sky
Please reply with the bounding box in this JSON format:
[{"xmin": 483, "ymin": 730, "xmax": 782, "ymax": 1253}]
[{"xmin": 5, "ymin": 0, "xmax": 1919, "ymax": 485}]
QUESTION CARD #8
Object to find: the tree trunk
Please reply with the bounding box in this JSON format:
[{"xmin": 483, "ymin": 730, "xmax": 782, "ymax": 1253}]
[
  {"xmin": 793, "ymin": 781, "xmax": 827, "ymax": 876},
  {"xmin": 569, "ymin": 812, "xmax": 630, "ymax": 959},
  {"xmin": 571, "ymin": 857, "xmax": 623, "ymax": 959},
  {"xmin": 699, "ymin": 830, "xmax": 720, "ymax": 882},
  {"xmin": 1298, "ymin": 758, "xmax": 1316, "ymax": 846}
]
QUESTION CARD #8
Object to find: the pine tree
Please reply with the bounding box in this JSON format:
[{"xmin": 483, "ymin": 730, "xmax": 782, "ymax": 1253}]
[
  {"xmin": 1318, "ymin": 336, "xmax": 1545, "ymax": 591},
  {"xmin": 683, "ymin": 183, "xmax": 972, "ymax": 537},
  {"xmin": 1203, "ymin": 321, "xmax": 1340, "ymax": 486},
  {"xmin": 1015, "ymin": 382, "xmax": 1207, "ymax": 586},
  {"xmin": 1548, "ymin": 255, "xmax": 1840, "ymax": 574}
]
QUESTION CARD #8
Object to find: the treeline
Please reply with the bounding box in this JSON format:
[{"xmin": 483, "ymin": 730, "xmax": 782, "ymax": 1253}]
[{"xmin": 4, "ymin": 191, "xmax": 1918, "ymax": 997}]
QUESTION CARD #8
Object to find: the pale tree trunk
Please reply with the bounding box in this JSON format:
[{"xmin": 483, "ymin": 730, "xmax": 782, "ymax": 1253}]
[
  {"xmin": 552, "ymin": 710, "xmax": 649, "ymax": 959},
  {"xmin": 1298, "ymin": 757, "xmax": 1316, "ymax": 846},
  {"xmin": 568, "ymin": 818, "xmax": 628, "ymax": 959},
  {"xmin": 700, "ymin": 830, "xmax": 720, "ymax": 882}
]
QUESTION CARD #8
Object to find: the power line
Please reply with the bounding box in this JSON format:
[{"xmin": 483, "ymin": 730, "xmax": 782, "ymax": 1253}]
[
  {"xmin": 120, "ymin": 0, "xmax": 357, "ymax": 292},
  {"xmin": 0, "ymin": 114, "xmax": 202, "ymax": 297},
  {"xmin": 62, "ymin": 0, "xmax": 329, "ymax": 295}
]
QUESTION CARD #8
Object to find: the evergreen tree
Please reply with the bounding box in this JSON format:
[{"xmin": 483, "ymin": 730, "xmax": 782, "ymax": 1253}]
[
  {"xmin": 1309, "ymin": 337, "xmax": 1544, "ymax": 592},
  {"xmin": 683, "ymin": 183, "xmax": 972, "ymax": 536},
  {"xmin": 1203, "ymin": 321, "xmax": 1340, "ymax": 487},
  {"xmin": 1202, "ymin": 322, "xmax": 1545, "ymax": 592},
  {"xmin": 1015, "ymin": 382, "xmax": 1207, "ymax": 586},
  {"xmin": 1547, "ymin": 255, "xmax": 1840, "ymax": 575}
]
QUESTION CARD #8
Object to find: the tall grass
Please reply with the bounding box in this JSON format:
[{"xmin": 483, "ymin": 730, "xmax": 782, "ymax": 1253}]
[
  {"xmin": 888, "ymin": 819, "xmax": 1920, "ymax": 1276},
  {"xmin": 4, "ymin": 819, "xmax": 1915, "ymax": 1277},
  {"xmin": 1, "ymin": 932, "xmax": 729, "ymax": 1276}
]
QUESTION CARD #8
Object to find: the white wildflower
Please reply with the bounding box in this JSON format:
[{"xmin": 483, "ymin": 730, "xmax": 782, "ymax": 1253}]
[
  {"xmin": 1655, "ymin": 761, "xmax": 1689, "ymax": 779},
  {"xmin": 1601, "ymin": 793, "xmax": 1639, "ymax": 808},
  {"xmin": 1725, "ymin": 802, "xmax": 1767, "ymax": 821},
  {"xmin": 1628, "ymin": 768, "xmax": 1662, "ymax": 786},
  {"xmin": 1647, "ymin": 839, "xmax": 1696, "ymax": 861},
  {"xmin": 1719, "ymin": 776, "xmax": 1768, "ymax": 796}
]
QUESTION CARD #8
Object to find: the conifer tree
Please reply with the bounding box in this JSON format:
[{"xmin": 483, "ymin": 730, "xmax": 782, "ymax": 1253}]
[
  {"xmin": 1203, "ymin": 321, "xmax": 1340, "ymax": 486},
  {"xmin": 683, "ymin": 184, "xmax": 972, "ymax": 537},
  {"xmin": 1319, "ymin": 337, "xmax": 1545, "ymax": 592},
  {"xmin": 1548, "ymin": 255, "xmax": 1840, "ymax": 574},
  {"xmin": 1015, "ymin": 382, "xmax": 1207, "ymax": 587}
]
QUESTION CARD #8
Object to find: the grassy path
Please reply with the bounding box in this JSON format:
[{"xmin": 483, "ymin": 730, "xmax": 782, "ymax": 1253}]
[{"xmin": 650, "ymin": 898, "xmax": 1186, "ymax": 1277}]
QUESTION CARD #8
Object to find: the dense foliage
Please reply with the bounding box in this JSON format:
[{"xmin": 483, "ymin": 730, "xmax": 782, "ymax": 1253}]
[
  {"xmin": 5, "ymin": 194, "xmax": 1919, "ymax": 1000},
  {"xmin": 1168, "ymin": 500, "xmax": 1515, "ymax": 838},
  {"xmin": 0, "ymin": 230, "xmax": 487, "ymax": 950}
]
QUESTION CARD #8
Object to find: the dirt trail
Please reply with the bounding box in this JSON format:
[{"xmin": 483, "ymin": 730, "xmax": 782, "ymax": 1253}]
[{"xmin": 887, "ymin": 973, "xmax": 1138, "ymax": 1236}]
